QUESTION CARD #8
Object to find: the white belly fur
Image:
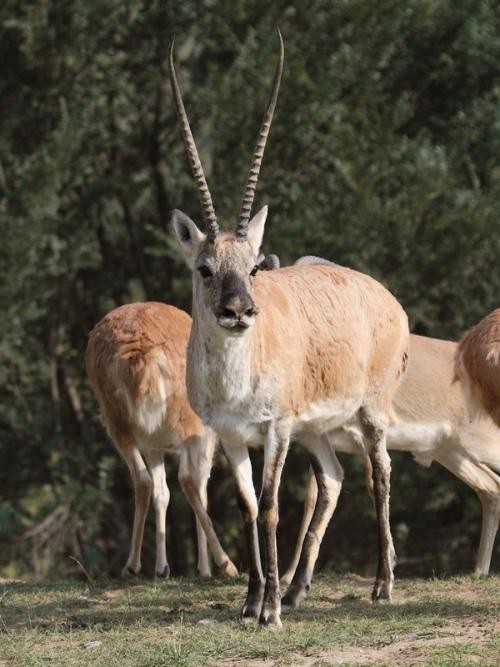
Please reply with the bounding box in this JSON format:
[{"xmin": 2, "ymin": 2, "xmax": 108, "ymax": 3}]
[
  {"xmin": 294, "ymin": 396, "xmax": 362, "ymax": 435},
  {"xmin": 206, "ymin": 380, "xmax": 454, "ymax": 470},
  {"xmin": 324, "ymin": 418, "xmax": 454, "ymax": 467},
  {"xmin": 208, "ymin": 409, "xmax": 266, "ymax": 448},
  {"xmin": 213, "ymin": 396, "xmax": 364, "ymax": 449}
]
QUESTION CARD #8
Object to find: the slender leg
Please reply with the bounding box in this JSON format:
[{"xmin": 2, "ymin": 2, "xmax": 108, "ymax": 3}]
[
  {"xmin": 118, "ymin": 442, "xmax": 153, "ymax": 576},
  {"xmin": 194, "ymin": 476, "xmax": 211, "ymax": 579},
  {"xmin": 363, "ymin": 452, "xmax": 375, "ymax": 500},
  {"xmin": 280, "ymin": 466, "xmax": 317, "ymax": 587},
  {"xmin": 144, "ymin": 449, "xmax": 170, "ymax": 578},
  {"xmin": 178, "ymin": 434, "xmax": 238, "ymax": 578},
  {"xmin": 436, "ymin": 451, "xmax": 500, "ymax": 576},
  {"xmin": 258, "ymin": 421, "xmax": 291, "ymax": 628},
  {"xmin": 282, "ymin": 435, "xmax": 344, "ymax": 610},
  {"xmin": 476, "ymin": 491, "xmax": 500, "ymax": 575},
  {"xmin": 179, "ymin": 442, "xmax": 209, "ymax": 578},
  {"xmin": 222, "ymin": 443, "xmax": 264, "ymax": 620},
  {"xmin": 191, "ymin": 432, "xmax": 212, "ymax": 578},
  {"xmin": 360, "ymin": 408, "xmax": 395, "ymax": 602}
]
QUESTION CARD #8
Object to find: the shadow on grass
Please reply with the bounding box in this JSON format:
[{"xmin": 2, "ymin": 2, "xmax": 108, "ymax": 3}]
[
  {"xmin": 0, "ymin": 577, "xmax": 246, "ymax": 632},
  {"xmin": 1, "ymin": 575, "xmax": 497, "ymax": 634},
  {"xmin": 284, "ymin": 597, "xmax": 497, "ymax": 623}
]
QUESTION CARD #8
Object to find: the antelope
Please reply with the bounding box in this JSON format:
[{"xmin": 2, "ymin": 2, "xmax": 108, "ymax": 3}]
[
  {"xmin": 281, "ymin": 329, "xmax": 500, "ymax": 593},
  {"xmin": 85, "ymin": 301, "xmax": 239, "ymax": 579},
  {"xmin": 168, "ymin": 33, "xmax": 410, "ymax": 627},
  {"xmin": 456, "ymin": 309, "xmax": 500, "ymax": 428}
]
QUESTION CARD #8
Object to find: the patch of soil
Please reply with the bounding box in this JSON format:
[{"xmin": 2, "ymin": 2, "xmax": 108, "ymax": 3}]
[
  {"xmin": 220, "ymin": 620, "xmax": 496, "ymax": 667},
  {"xmin": 101, "ymin": 585, "xmax": 146, "ymax": 601},
  {"xmin": 303, "ymin": 621, "xmax": 495, "ymax": 666}
]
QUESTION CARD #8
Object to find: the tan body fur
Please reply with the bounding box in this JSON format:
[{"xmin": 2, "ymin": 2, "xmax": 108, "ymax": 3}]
[
  {"xmin": 456, "ymin": 309, "xmax": 500, "ymax": 428},
  {"xmin": 283, "ymin": 333, "xmax": 500, "ymax": 587},
  {"xmin": 86, "ymin": 302, "xmax": 238, "ymax": 578},
  {"xmin": 189, "ymin": 262, "xmax": 408, "ymax": 442},
  {"xmin": 173, "ymin": 211, "xmax": 409, "ymax": 626}
]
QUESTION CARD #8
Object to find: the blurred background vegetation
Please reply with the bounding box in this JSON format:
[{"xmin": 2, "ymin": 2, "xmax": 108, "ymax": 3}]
[{"xmin": 1, "ymin": 0, "xmax": 499, "ymax": 581}]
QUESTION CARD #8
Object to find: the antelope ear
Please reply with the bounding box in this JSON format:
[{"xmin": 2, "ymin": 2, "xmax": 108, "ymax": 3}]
[
  {"xmin": 247, "ymin": 205, "xmax": 268, "ymax": 256},
  {"xmin": 257, "ymin": 253, "xmax": 280, "ymax": 271},
  {"xmin": 171, "ymin": 210, "xmax": 206, "ymax": 268}
]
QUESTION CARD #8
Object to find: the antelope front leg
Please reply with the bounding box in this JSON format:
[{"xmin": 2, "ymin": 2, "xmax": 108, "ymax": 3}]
[
  {"xmin": 222, "ymin": 443, "xmax": 265, "ymax": 620},
  {"xmin": 361, "ymin": 409, "xmax": 395, "ymax": 602},
  {"xmin": 258, "ymin": 421, "xmax": 290, "ymax": 629}
]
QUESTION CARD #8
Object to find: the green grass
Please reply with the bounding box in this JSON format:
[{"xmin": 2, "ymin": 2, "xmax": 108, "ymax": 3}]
[{"xmin": 0, "ymin": 573, "xmax": 498, "ymax": 666}]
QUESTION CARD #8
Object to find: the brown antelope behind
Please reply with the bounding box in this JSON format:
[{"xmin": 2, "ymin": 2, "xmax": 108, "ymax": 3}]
[
  {"xmin": 455, "ymin": 309, "xmax": 500, "ymax": 428},
  {"xmin": 85, "ymin": 302, "xmax": 238, "ymax": 579},
  {"xmin": 169, "ymin": 32, "xmax": 410, "ymax": 628},
  {"xmin": 282, "ymin": 331, "xmax": 500, "ymax": 591}
]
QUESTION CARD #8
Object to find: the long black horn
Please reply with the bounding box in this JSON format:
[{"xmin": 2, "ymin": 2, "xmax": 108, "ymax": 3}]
[
  {"xmin": 236, "ymin": 29, "xmax": 284, "ymax": 240},
  {"xmin": 168, "ymin": 39, "xmax": 219, "ymax": 242}
]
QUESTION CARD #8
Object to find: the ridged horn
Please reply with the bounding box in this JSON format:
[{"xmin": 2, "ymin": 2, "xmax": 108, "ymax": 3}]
[
  {"xmin": 168, "ymin": 38, "xmax": 219, "ymax": 242},
  {"xmin": 236, "ymin": 29, "xmax": 284, "ymax": 241}
]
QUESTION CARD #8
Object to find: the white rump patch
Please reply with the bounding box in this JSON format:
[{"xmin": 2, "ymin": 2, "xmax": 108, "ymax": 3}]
[
  {"xmin": 133, "ymin": 391, "xmax": 168, "ymax": 435},
  {"xmin": 114, "ymin": 353, "xmax": 170, "ymax": 435}
]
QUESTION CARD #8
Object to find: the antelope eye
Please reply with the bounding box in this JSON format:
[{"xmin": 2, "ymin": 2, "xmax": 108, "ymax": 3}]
[
  {"xmin": 197, "ymin": 265, "xmax": 212, "ymax": 279},
  {"xmin": 250, "ymin": 265, "xmax": 259, "ymax": 277}
]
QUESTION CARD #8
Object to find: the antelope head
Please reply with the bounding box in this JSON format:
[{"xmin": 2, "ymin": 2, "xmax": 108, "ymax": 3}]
[{"xmin": 170, "ymin": 32, "xmax": 284, "ymax": 336}]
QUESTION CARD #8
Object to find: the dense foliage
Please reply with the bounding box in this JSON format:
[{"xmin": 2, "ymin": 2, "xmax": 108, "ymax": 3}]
[{"xmin": 1, "ymin": 0, "xmax": 499, "ymax": 579}]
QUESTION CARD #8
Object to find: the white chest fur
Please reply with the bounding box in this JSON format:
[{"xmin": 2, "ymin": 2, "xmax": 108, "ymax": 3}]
[{"xmin": 188, "ymin": 330, "xmax": 274, "ymax": 447}]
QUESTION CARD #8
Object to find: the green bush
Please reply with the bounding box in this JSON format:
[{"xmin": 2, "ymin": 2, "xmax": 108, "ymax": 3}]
[{"xmin": 1, "ymin": 0, "xmax": 499, "ymax": 578}]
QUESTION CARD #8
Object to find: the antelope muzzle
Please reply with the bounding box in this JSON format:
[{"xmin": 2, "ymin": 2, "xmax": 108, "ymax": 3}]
[{"xmin": 217, "ymin": 272, "xmax": 259, "ymax": 334}]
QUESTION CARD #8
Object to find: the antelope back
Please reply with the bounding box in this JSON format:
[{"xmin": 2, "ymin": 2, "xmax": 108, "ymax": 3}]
[{"xmin": 86, "ymin": 302, "xmax": 204, "ymax": 441}]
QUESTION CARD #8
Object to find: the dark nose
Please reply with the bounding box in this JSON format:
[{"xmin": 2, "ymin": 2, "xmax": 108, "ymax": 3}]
[{"xmin": 219, "ymin": 292, "xmax": 258, "ymax": 320}]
